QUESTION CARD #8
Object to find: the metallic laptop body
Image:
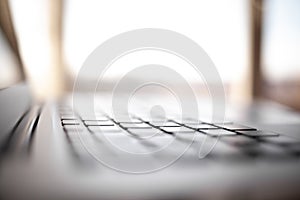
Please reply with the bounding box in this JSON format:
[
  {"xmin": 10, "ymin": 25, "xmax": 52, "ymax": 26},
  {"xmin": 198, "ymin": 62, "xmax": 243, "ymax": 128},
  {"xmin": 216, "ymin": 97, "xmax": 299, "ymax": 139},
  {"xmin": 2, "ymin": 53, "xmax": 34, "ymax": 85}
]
[{"xmin": 1, "ymin": 24, "xmax": 300, "ymax": 200}]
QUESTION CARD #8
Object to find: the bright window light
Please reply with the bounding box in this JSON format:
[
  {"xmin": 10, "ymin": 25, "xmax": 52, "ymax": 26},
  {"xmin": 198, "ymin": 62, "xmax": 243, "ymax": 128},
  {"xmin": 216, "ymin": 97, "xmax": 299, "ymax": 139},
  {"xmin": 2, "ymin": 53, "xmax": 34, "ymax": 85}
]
[{"xmin": 63, "ymin": 0, "xmax": 249, "ymax": 85}]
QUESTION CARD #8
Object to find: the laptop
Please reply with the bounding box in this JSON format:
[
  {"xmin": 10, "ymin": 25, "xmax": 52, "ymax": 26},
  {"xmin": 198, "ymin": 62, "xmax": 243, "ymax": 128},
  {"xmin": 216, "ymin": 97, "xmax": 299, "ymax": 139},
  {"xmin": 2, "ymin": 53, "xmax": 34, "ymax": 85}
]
[{"xmin": 1, "ymin": 21, "xmax": 300, "ymax": 200}]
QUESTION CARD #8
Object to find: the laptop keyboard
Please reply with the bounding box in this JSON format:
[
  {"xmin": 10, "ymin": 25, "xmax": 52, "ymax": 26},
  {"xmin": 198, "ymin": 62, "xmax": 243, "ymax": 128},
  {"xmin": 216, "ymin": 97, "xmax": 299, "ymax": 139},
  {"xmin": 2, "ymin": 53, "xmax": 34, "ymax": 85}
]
[{"xmin": 58, "ymin": 105, "xmax": 300, "ymax": 163}]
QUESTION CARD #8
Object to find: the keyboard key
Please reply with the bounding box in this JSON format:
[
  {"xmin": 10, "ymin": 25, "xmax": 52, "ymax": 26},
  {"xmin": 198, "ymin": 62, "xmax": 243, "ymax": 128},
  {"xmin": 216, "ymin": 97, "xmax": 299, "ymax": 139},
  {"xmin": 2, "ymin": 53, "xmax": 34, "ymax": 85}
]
[
  {"xmin": 88, "ymin": 126, "xmax": 122, "ymax": 133},
  {"xmin": 201, "ymin": 129, "xmax": 236, "ymax": 137},
  {"xmin": 215, "ymin": 123, "xmax": 256, "ymax": 131},
  {"xmin": 238, "ymin": 130, "xmax": 279, "ymax": 137},
  {"xmin": 180, "ymin": 121, "xmax": 204, "ymax": 124},
  {"xmin": 60, "ymin": 115, "xmax": 78, "ymax": 120},
  {"xmin": 202, "ymin": 120, "xmax": 233, "ymax": 124},
  {"xmin": 137, "ymin": 116, "xmax": 166, "ymax": 121},
  {"xmin": 160, "ymin": 126, "xmax": 195, "ymax": 133},
  {"xmin": 155, "ymin": 122, "xmax": 181, "ymax": 127},
  {"xmin": 63, "ymin": 125, "xmax": 83, "ymax": 132},
  {"xmin": 127, "ymin": 128, "xmax": 165, "ymax": 137},
  {"xmin": 185, "ymin": 124, "xmax": 218, "ymax": 129},
  {"xmin": 62, "ymin": 119, "xmax": 80, "ymax": 125},
  {"xmin": 147, "ymin": 120, "xmax": 170, "ymax": 126},
  {"xmin": 116, "ymin": 119, "xmax": 143, "ymax": 124},
  {"xmin": 84, "ymin": 120, "xmax": 114, "ymax": 126},
  {"xmin": 120, "ymin": 122, "xmax": 153, "ymax": 129},
  {"xmin": 181, "ymin": 118, "xmax": 203, "ymax": 123}
]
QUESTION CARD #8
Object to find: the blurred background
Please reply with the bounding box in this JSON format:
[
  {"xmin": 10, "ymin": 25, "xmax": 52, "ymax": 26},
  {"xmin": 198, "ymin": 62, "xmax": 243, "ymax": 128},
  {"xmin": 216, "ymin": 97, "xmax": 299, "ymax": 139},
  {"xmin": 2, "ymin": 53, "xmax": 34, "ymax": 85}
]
[{"xmin": 1, "ymin": 0, "xmax": 300, "ymax": 109}]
